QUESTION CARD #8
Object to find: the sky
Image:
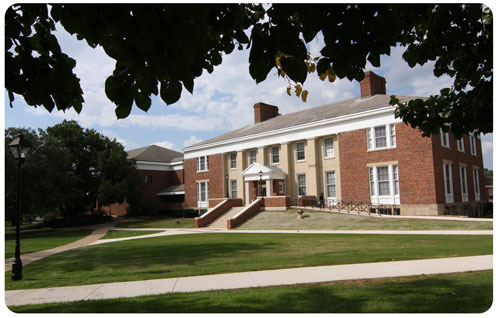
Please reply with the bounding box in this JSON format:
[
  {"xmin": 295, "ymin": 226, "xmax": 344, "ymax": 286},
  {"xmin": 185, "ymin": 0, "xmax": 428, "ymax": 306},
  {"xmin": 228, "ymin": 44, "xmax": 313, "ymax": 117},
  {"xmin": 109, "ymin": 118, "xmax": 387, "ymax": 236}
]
[{"xmin": 2, "ymin": 3, "xmax": 494, "ymax": 170}]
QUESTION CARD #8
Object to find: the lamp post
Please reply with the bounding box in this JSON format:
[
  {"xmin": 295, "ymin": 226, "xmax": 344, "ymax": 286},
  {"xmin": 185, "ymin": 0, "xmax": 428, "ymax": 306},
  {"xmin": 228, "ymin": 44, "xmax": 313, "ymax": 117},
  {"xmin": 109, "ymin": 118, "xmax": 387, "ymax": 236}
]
[
  {"xmin": 259, "ymin": 170, "xmax": 263, "ymax": 197},
  {"xmin": 225, "ymin": 174, "xmax": 229, "ymax": 198},
  {"xmin": 8, "ymin": 134, "xmax": 33, "ymax": 281}
]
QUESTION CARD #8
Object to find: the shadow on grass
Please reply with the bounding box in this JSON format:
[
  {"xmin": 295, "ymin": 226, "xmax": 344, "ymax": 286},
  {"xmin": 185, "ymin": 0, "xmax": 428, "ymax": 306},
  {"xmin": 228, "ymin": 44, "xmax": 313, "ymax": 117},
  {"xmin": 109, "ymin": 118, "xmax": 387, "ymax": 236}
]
[{"xmin": 10, "ymin": 271, "xmax": 493, "ymax": 313}]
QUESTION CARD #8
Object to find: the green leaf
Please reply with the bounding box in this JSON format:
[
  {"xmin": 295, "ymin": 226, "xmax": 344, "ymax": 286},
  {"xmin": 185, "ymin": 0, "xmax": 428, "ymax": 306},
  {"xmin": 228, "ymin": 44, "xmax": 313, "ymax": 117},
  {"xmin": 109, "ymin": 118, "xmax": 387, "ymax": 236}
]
[
  {"xmin": 160, "ymin": 80, "xmax": 182, "ymax": 105},
  {"xmin": 115, "ymin": 104, "xmax": 132, "ymax": 119},
  {"xmin": 280, "ymin": 57, "xmax": 307, "ymax": 84},
  {"xmin": 135, "ymin": 92, "xmax": 151, "ymax": 112}
]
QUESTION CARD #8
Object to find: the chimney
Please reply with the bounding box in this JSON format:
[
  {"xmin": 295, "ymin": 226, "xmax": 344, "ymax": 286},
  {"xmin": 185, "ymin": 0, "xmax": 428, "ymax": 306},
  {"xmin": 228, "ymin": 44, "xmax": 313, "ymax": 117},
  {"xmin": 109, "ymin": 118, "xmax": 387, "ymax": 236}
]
[
  {"xmin": 360, "ymin": 71, "xmax": 386, "ymax": 97},
  {"xmin": 254, "ymin": 102, "xmax": 279, "ymax": 123}
]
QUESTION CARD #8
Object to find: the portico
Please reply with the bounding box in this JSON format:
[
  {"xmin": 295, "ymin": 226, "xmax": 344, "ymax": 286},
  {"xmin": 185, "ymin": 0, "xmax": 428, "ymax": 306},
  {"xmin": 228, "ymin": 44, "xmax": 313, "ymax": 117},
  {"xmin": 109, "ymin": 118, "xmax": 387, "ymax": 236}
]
[{"xmin": 241, "ymin": 162, "xmax": 287, "ymax": 205}]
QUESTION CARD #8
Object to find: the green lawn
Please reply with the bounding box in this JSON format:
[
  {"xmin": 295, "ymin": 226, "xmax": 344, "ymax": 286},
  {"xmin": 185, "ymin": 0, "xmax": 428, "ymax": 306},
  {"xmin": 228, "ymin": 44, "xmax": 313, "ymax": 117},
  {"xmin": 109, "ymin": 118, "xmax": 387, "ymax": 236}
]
[
  {"xmin": 9, "ymin": 270, "xmax": 493, "ymax": 313},
  {"xmin": 237, "ymin": 210, "xmax": 493, "ymax": 230},
  {"xmin": 115, "ymin": 217, "xmax": 194, "ymax": 229},
  {"xmin": 5, "ymin": 228, "xmax": 94, "ymax": 259},
  {"xmin": 6, "ymin": 233, "xmax": 492, "ymax": 290},
  {"xmin": 100, "ymin": 230, "xmax": 164, "ymax": 240}
]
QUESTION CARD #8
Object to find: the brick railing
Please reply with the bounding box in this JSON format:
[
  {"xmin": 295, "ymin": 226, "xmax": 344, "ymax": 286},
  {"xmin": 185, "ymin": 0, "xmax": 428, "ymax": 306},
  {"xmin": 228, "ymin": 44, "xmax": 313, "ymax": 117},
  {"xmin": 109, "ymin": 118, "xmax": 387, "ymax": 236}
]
[
  {"xmin": 195, "ymin": 198, "xmax": 243, "ymax": 228},
  {"xmin": 261, "ymin": 196, "xmax": 290, "ymax": 208},
  {"xmin": 227, "ymin": 199, "xmax": 262, "ymax": 229}
]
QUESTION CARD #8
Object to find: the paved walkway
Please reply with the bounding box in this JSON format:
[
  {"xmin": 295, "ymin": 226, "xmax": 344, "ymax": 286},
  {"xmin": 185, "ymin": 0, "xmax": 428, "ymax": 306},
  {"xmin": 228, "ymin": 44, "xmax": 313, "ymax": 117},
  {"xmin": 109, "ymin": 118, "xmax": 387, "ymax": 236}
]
[
  {"xmin": 5, "ymin": 255, "xmax": 493, "ymax": 307},
  {"xmin": 5, "ymin": 220, "xmax": 120, "ymax": 272}
]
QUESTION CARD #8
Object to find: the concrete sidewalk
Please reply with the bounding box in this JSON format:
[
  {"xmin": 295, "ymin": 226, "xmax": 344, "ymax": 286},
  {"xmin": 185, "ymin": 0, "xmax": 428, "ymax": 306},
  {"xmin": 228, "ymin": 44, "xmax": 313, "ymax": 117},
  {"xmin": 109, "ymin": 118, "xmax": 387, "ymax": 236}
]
[
  {"xmin": 5, "ymin": 254, "xmax": 493, "ymax": 307},
  {"xmin": 5, "ymin": 220, "xmax": 119, "ymax": 272}
]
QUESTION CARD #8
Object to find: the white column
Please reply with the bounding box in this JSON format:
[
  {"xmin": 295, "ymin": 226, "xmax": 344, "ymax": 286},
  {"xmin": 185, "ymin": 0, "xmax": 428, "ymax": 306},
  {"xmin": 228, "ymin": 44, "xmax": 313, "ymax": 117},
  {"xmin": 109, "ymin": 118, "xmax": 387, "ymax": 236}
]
[{"xmin": 266, "ymin": 179, "xmax": 271, "ymax": 196}]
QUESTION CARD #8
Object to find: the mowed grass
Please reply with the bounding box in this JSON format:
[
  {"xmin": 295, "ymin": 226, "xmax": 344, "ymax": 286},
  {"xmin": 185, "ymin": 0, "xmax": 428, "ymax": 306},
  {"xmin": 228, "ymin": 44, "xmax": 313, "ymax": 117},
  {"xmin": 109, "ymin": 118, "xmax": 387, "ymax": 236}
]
[
  {"xmin": 237, "ymin": 210, "xmax": 493, "ymax": 230},
  {"xmin": 100, "ymin": 230, "xmax": 164, "ymax": 240},
  {"xmin": 115, "ymin": 217, "xmax": 194, "ymax": 229},
  {"xmin": 5, "ymin": 228, "xmax": 94, "ymax": 259},
  {"xmin": 6, "ymin": 233, "xmax": 492, "ymax": 290},
  {"xmin": 9, "ymin": 270, "xmax": 493, "ymax": 313}
]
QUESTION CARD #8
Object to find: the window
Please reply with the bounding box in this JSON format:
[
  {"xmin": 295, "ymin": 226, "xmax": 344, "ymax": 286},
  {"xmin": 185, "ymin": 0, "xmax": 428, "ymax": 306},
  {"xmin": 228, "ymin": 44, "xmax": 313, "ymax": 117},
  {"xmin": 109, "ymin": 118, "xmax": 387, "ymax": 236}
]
[
  {"xmin": 374, "ymin": 126, "xmax": 387, "ymax": 148},
  {"xmin": 296, "ymin": 142, "xmax": 305, "ymax": 161},
  {"xmin": 459, "ymin": 165, "xmax": 468, "ymax": 202},
  {"xmin": 249, "ymin": 150, "xmax": 257, "ymax": 164},
  {"xmin": 144, "ymin": 176, "xmax": 153, "ymax": 184},
  {"xmin": 230, "ymin": 153, "xmax": 237, "ymax": 169},
  {"xmin": 440, "ymin": 128, "xmax": 450, "ymax": 147},
  {"xmin": 271, "ymin": 146, "xmax": 280, "ymax": 164},
  {"xmin": 325, "ymin": 171, "xmax": 336, "ymax": 198},
  {"xmin": 230, "ymin": 180, "xmax": 237, "ymax": 199},
  {"xmin": 368, "ymin": 165, "xmax": 400, "ymax": 204},
  {"xmin": 297, "ymin": 174, "xmax": 306, "ymax": 195},
  {"xmin": 324, "ymin": 138, "xmax": 334, "ymax": 158},
  {"xmin": 390, "ymin": 124, "xmax": 396, "ymax": 147},
  {"xmin": 377, "ymin": 166, "xmax": 390, "ymax": 195},
  {"xmin": 369, "ymin": 167, "xmax": 375, "ymax": 196},
  {"xmin": 393, "ymin": 165, "xmax": 399, "ymax": 196},
  {"xmin": 473, "ymin": 167, "xmax": 481, "ymax": 200},
  {"xmin": 366, "ymin": 124, "xmax": 396, "ymax": 150},
  {"xmin": 470, "ymin": 135, "xmax": 477, "ymax": 155},
  {"xmin": 197, "ymin": 156, "xmax": 208, "ymax": 172},
  {"xmin": 197, "ymin": 181, "xmax": 209, "ymax": 207},
  {"xmin": 443, "ymin": 162, "xmax": 454, "ymax": 203},
  {"xmin": 366, "ymin": 128, "xmax": 373, "ymax": 150},
  {"xmin": 457, "ymin": 137, "xmax": 465, "ymax": 152}
]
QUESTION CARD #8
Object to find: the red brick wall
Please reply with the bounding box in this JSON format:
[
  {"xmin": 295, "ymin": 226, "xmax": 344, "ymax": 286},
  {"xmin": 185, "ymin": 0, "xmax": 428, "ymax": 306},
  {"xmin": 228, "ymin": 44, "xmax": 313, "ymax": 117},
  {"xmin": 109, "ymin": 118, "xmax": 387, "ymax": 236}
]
[
  {"xmin": 185, "ymin": 154, "xmax": 224, "ymax": 208},
  {"xmin": 139, "ymin": 169, "xmax": 183, "ymax": 203},
  {"xmin": 262, "ymin": 196, "xmax": 290, "ymax": 207},
  {"xmin": 339, "ymin": 123, "xmax": 436, "ymax": 204},
  {"xmin": 431, "ymin": 133, "xmax": 487, "ymax": 203}
]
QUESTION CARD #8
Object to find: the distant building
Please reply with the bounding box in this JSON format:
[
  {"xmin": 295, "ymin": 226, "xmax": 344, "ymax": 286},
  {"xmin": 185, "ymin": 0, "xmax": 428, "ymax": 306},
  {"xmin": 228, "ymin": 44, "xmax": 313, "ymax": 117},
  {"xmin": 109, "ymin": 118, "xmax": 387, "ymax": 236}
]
[
  {"xmin": 484, "ymin": 175, "xmax": 493, "ymax": 202},
  {"xmin": 182, "ymin": 72, "xmax": 488, "ymax": 217},
  {"xmin": 102, "ymin": 145, "xmax": 185, "ymax": 215}
]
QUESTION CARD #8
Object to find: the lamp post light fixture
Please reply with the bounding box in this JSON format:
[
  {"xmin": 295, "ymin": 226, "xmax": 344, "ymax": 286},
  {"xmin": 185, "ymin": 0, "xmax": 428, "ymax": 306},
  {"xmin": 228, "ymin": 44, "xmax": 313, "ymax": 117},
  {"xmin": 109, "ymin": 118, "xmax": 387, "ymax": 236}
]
[
  {"xmin": 8, "ymin": 134, "xmax": 33, "ymax": 281},
  {"xmin": 225, "ymin": 174, "xmax": 229, "ymax": 198},
  {"xmin": 259, "ymin": 170, "xmax": 263, "ymax": 197}
]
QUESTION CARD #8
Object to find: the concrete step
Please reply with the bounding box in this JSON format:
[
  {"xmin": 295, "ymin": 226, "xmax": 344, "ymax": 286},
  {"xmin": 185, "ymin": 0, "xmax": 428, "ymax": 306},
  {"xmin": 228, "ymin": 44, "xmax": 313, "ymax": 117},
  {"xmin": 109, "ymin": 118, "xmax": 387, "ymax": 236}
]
[{"xmin": 207, "ymin": 207, "xmax": 245, "ymax": 229}]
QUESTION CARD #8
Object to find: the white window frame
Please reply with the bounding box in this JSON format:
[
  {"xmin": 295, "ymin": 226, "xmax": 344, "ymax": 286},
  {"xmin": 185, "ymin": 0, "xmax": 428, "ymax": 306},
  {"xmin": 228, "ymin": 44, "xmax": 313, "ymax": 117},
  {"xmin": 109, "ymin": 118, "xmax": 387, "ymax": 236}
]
[
  {"xmin": 366, "ymin": 124, "xmax": 397, "ymax": 150},
  {"xmin": 197, "ymin": 181, "xmax": 209, "ymax": 207},
  {"xmin": 249, "ymin": 150, "xmax": 257, "ymax": 164},
  {"xmin": 324, "ymin": 137, "xmax": 335, "ymax": 158},
  {"xmin": 196, "ymin": 156, "xmax": 209, "ymax": 172},
  {"xmin": 297, "ymin": 174, "xmax": 306, "ymax": 196},
  {"xmin": 443, "ymin": 162, "xmax": 454, "ymax": 203},
  {"xmin": 230, "ymin": 153, "xmax": 237, "ymax": 170},
  {"xmin": 325, "ymin": 171, "xmax": 337, "ymax": 198},
  {"xmin": 473, "ymin": 167, "xmax": 481, "ymax": 201},
  {"xmin": 368, "ymin": 164, "xmax": 400, "ymax": 205},
  {"xmin": 457, "ymin": 137, "xmax": 465, "ymax": 152},
  {"xmin": 296, "ymin": 142, "xmax": 305, "ymax": 161},
  {"xmin": 459, "ymin": 164, "xmax": 468, "ymax": 202},
  {"xmin": 230, "ymin": 180, "xmax": 237, "ymax": 199},
  {"xmin": 470, "ymin": 134, "xmax": 477, "ymax": 155},
  {"xmin": 440, "ymin": 128, "xmax": 450, "ymax": 148},
  {"xmin": 271, "ymin": 146, "xmax": 280, "ymax": 164}
]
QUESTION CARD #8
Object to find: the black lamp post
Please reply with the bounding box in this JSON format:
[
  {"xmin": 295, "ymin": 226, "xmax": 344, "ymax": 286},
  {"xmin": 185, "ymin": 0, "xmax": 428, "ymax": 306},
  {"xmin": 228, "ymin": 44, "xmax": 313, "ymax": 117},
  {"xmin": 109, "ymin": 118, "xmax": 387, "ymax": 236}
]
[
  {"xmin": 8, "ymin": 134, "xmax": 33, "ymax": 281},
  {"xmin": 259, "ymin": 170, "xmax": 263, "ymax": 197},
  {"xmin": 225, "ymin": 174, "xmax": 229, "ymax": 198}
]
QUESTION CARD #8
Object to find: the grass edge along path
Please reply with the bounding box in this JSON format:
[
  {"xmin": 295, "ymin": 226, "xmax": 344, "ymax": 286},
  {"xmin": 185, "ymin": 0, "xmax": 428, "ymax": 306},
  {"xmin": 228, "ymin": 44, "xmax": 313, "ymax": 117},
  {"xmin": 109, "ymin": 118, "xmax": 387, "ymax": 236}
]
[
  {"xmin": 5, "ymin": 233, "xmax": 493, "ymax": 290},
  {"xmin": 8, "ymin": 270, "xmax": 493, "ymax": 313}
]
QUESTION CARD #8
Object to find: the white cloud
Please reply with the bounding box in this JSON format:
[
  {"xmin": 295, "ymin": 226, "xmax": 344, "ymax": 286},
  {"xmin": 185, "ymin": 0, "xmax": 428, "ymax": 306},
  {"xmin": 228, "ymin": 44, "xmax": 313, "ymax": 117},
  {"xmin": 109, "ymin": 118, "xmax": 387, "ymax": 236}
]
[
  {"xmin": 482, "ymin": 140, "xmax": 493, "ymax": 155},
  {"xmin": 154, "ymin": 140, "xmax": 176, "ymax": 150},
  {"xmin": 101, "ymin": 130, "xmax": 139, "ymax": 150},
  {"xmin": 183, "ymin": 135, "xmax": 203, "ymax": 148}
]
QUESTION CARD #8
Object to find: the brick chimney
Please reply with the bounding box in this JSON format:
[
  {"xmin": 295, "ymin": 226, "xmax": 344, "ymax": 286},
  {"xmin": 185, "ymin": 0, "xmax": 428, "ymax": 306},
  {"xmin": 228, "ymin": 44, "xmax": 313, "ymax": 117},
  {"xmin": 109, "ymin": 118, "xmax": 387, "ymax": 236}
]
[
  {"xmin": 254, "ymin": 102, "xmax": 279, "ymax": 123},
  {"xmin": 360, "ymin": 71, "xmax": 386, "ymax": 97}
]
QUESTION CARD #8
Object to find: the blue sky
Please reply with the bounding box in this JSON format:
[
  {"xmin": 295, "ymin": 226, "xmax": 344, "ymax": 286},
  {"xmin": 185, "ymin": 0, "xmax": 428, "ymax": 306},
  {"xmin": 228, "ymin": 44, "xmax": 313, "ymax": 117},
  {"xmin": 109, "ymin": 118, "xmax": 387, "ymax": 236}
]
[{"xmin": 3, "ymin": 4, "xmax": 494, "ymax": 170}]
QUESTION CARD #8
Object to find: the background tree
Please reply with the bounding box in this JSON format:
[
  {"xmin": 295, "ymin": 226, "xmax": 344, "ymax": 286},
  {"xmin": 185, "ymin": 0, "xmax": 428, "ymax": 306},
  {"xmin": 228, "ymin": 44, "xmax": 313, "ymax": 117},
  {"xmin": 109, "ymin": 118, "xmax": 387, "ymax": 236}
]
[
  {"xmin": 5, "ymin": 3, "xmax": 492, "ymax": 137},
  {"xmin": 5, "ymin": 121, "xmax": 143, "ymax": 224}
]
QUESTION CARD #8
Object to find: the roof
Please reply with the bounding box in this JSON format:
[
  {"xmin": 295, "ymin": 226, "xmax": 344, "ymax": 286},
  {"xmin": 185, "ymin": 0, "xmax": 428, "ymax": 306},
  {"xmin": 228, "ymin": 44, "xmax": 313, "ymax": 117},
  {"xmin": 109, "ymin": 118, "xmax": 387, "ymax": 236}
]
[
  {"xmin": 127, "ymin": 145, "xmax": 183, "ymax": 163},
  {"xmin": 157, "ymin": 184, "xmax": 185, "ymax": 195},
  {"xmin": 187, "ymin": 94, "xmax": 422, "ymax": 149}
]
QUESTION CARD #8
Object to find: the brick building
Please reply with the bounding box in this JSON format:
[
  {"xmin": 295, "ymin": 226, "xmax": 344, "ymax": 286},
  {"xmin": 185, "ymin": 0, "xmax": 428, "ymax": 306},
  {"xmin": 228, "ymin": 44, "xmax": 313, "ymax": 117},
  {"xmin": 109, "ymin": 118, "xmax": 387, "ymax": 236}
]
[
  {"xmin": 183, "ymin": 71, "xmax": 487, "ymax": 216},
  {"xmin": 102, "ymin": 145, "xmax": 185, "ymax": 215}
]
